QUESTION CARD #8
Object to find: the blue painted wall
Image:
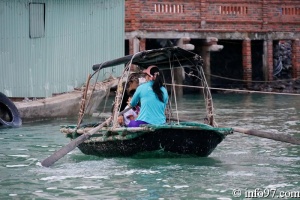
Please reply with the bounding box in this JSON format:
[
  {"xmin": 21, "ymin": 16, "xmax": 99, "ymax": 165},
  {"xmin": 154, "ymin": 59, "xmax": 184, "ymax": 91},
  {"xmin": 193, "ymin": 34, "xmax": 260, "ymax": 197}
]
[{"xmin": 0, "ymin": 0, "xmax": 124, "ymax": 97}]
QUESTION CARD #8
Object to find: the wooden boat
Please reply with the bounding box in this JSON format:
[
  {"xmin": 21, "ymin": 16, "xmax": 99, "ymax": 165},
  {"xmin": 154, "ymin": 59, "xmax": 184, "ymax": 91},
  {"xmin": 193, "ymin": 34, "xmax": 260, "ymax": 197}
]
[
  {"xmin": 41, "ymin": 47, "xmax": 300, "ymax": 167},
  {"xmin": 60, "ymin": 47, "xmax": 233, "ymax": 157}
]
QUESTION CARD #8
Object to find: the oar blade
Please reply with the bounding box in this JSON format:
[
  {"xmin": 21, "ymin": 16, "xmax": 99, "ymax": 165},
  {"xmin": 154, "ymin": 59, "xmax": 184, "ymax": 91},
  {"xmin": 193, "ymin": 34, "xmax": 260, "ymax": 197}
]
[
  {"xmin": 41, "ymin": 133, "xmax": 89, "ymax": 167},
  {"xmin": 41, "ymin": 117, "xmax": 112, "ymax": 167}
]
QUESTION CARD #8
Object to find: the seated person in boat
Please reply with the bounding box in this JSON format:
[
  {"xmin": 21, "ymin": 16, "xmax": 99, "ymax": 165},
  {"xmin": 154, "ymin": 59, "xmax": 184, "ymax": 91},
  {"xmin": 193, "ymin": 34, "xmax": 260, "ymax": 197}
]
[
  {"xmin": 120, "ymin": 73, "xmax": 140, "ymax": 111},
  {"xmin": 123, "ymin": 90, "xmax": 140, "ymax": 126},
  {"xmin": 128, "ymin": 65, "xmax": 168, "ymax": 127},
  {"xmin": 111, "ymin": 73, "xmax": 140, "ymax": 125}
]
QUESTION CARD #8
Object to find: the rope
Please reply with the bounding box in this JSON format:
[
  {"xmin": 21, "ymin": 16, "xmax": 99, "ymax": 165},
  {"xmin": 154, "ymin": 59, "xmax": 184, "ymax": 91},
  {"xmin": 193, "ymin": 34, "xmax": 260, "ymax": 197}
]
[
  {"xmin": 208, "ymin": 72, "xmax": 298, "ymax": 83},
  {"xmin": 169, "ymin": 55, "xmax": 180, "ymax": 124},
  {"xmin": 164, "ymin": 83, "xmax": 300, "ymax": 96}
]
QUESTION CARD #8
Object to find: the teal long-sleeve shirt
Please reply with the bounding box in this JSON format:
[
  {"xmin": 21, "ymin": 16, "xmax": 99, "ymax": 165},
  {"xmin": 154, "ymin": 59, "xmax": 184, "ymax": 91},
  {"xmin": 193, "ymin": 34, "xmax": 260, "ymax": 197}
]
[{"xmin": 130, "ymin": 81, "xmax": 168, "ymax": 125}]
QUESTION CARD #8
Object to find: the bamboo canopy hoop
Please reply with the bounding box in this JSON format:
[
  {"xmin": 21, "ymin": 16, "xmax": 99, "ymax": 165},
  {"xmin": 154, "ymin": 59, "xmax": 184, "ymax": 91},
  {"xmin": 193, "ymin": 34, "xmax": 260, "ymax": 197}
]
[
  {"xmin": 77, "ymin": 74, "xmax": 92, "ymax": 128},
  {"xmin": 198, "ymin": 64, "xmax": 217, "ymax": 127}
]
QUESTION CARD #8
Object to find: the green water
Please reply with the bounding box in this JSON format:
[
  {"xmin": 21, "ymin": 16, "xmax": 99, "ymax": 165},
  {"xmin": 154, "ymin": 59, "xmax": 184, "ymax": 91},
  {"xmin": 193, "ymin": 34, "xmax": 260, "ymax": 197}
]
[{"xmin": 0, "ymin": 94, "xmax": 299, "ymax": 199}]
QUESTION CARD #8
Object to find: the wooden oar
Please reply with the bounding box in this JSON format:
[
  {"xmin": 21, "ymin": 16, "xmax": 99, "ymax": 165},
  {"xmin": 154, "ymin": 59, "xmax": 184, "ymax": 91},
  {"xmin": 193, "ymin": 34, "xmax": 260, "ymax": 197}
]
[
  {"xmin": 41, "ymin": 107, "xmax": 132, "ymax": 167},
  {"xmin": 168, "ymin": 117, "xmax": 300, "ymax": 145},
  {"xmin": 233, "ymin": 127, "xmax": 300, "ymax": 145}
]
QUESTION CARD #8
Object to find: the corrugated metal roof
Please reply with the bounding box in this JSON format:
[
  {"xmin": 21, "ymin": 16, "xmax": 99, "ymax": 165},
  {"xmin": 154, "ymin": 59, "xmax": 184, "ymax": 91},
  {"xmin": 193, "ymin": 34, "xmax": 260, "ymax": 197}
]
[{"xmin": 0, "ymin": 0, "xmax": 125, "ymax": 97}]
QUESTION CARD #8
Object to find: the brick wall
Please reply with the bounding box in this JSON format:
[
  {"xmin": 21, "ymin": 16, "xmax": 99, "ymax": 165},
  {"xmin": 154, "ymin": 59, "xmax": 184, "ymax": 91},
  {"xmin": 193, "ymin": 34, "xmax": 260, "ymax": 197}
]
[
  {"xmin": 125, "ymin": 0, "xmax": 300, "ymax": 33},
  {"xmin": 125, "ymin": 0, "xmax": 300, "ymax": 80}
]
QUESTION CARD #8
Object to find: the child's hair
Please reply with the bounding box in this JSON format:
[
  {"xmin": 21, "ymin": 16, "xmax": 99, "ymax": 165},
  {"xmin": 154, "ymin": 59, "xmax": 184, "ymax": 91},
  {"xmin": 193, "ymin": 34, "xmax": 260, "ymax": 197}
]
[{"xmin": 128, "ymin": 89, "xmax": 136, "ymax": 97}]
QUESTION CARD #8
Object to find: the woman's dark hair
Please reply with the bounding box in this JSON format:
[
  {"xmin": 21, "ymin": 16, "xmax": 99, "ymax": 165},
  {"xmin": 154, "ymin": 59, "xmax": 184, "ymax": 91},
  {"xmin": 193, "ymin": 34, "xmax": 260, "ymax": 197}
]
[{"xmin": 149, "ymin": 67, "xmax": 164, "ymax": 103}]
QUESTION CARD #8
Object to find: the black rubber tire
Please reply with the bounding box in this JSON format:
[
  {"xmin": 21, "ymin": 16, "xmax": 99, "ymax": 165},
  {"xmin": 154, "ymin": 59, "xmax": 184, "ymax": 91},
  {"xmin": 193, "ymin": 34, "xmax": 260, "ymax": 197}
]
[{"xmin": 0, "ymin": 92, "xmax": 22, "ymax": 127}]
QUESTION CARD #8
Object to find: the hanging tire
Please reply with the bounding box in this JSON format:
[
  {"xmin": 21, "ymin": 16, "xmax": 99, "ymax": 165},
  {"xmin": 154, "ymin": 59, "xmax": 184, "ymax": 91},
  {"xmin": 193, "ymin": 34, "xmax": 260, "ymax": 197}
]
[{"xmin": 0, "ymin": 92, "xmax": 22, "ymax": 128}]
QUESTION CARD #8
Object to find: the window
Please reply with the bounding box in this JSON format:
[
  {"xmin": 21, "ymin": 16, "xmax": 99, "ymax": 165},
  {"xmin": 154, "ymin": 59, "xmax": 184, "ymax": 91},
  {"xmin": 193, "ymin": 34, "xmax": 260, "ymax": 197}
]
[
  {"xmin": 220, "ymin": 6, "xmax": 248, "ymax": 15},
  {"xmin": 29, "ymin": 3, "xmax": 45, "ymax": 38},
  {"xmin": 154, "ymin": 4, "xmax": 184, "ymax": 13},
  {"xmin": 281, "ymin": 7, "xmax": 300, "ymax": 15}
]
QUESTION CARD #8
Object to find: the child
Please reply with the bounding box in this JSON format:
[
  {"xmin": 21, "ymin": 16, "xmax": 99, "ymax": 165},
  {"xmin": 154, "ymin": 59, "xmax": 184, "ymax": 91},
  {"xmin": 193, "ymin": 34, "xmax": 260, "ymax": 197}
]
[{"xmin": 123, "ymin": 90, "xmax": 140, "ymax": 126}]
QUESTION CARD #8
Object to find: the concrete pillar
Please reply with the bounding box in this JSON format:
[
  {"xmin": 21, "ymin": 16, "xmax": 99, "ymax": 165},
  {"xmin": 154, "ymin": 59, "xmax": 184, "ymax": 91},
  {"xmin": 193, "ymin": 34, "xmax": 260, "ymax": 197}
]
[
  {"xmin": 129, "ymin": 37, "xmax": 141, "ymax": 71},
  {"xmin": 201, "ymin": 46, "xmax": 211, "ymax": 87},
  {"xmin": 174, "ymin": 37, "xmax": 195, "ymax": 96},
  {"xmin": 242, "ymin": 38, "xmax": 252, "ymax": 88},
  {"xmin": 129, "ymin": 37, "xmax": 145, "ymax": 54},
  {"xmin": 173, "ymin": 36, "xmax": 204, "ymax": 96},
  {"xmin": 133, "ymin": 37, "xmax": 140, "ymax": 54},
  {"xmin": 292, "ymin": 39, "xmax": 300, "ymax": 79},
  {"xmin": 173, "ymin": 67, "xmax": 184, "ymax": 96},
  {"xmin": 198, "ymin": 37, "xmax": 223, "ymax": 87},
  {"xmin": 267, "ymin": 40, "xmax": 273, "ymax": 81}
]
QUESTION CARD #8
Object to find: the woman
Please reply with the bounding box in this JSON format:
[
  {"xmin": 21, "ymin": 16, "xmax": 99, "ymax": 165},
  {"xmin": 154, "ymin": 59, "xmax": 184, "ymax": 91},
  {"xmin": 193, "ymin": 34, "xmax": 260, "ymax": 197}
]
[{"xmin": 128, "ymin": 65, "xmax": 168, "ymax": 127}]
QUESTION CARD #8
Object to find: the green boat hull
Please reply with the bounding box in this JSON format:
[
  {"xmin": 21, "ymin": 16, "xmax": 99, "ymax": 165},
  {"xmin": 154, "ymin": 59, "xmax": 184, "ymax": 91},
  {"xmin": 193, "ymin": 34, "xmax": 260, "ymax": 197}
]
[{"xmin": 62, "ymin": 122, "xmax": 232, "ymax": 157}]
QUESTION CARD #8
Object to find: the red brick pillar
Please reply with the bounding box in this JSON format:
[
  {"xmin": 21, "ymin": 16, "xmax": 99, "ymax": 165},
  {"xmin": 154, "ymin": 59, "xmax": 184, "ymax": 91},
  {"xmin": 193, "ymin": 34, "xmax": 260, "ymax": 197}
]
[
  {"xmin": 139, "ymin": 38, "xmax": 146, "ymax": 51},
  {"xmin": 292, "ymin": 39, "xmax": 300, "ymax": 79},
  {"xmin": 242, "ymin": 38, "xmax": 252, "ymax": 87},
  {"xmin": 267, "ymin": 40, "xmax": 273, "ymax": 81}
]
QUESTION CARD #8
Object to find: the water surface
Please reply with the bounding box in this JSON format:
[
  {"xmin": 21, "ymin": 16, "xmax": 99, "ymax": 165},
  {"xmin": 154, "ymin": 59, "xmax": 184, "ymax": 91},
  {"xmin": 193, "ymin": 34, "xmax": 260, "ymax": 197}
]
[{"xmin": 0, "ymin": 93, "xmax": 299, "ymax": 199}]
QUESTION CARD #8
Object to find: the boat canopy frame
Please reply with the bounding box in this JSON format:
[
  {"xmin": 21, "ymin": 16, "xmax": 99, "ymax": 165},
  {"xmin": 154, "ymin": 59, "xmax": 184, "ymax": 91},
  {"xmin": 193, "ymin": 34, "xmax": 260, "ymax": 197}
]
[
  {"xmin": 81, "ymin": 47, "xmax": 217, "ymax": 128},
  {"xmin": 92, "ymin": 47, "xmax": 203, "ymax": 72}
]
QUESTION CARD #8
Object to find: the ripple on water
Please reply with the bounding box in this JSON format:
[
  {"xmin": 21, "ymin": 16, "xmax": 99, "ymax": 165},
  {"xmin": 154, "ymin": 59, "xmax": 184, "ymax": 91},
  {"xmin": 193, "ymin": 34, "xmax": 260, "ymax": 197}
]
[
  {"xmin": 6, "ymin": 164, "xmax": 29, "ymax": 168},
  {"xmin": 265, "ymin": 183, "xmax": 295, "ymax": 189},
  {"xmin": 8, "ymin": 154, "xmax": 30, "ymax": 158}
]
